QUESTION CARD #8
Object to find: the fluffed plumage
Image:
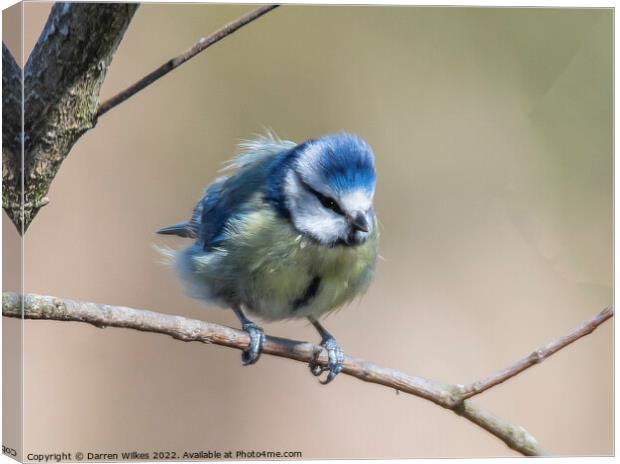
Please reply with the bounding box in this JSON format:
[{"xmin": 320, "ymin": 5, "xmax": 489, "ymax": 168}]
[{"xmin": 158, "ymin": 131, "xmax": 378, "ymax": 382}]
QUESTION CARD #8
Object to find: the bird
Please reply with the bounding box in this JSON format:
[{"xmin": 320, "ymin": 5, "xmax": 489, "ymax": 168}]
[{"xmin": 157, "ymin": 132, "xmax": 378, "ymax": 384}]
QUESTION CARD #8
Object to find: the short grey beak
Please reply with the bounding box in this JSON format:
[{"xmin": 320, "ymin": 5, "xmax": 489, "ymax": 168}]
[{"xmin": 350, "ymin": 212, "xmax": 369, "ymax": 233}]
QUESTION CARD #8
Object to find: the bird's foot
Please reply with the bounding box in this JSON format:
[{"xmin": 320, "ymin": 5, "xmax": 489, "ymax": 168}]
[
  {"xmin": 309, "ymin": 337, "xmax": 344, "ymax": 384},
  {"xmin": 240, "ymin": 321, "xmax": 265, "ymax": 365}
]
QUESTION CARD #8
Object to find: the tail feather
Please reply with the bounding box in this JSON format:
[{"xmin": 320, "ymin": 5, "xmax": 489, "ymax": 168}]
[{"xmin": 156, "ymin": 221, "xmax": 194, "ymax": 238}]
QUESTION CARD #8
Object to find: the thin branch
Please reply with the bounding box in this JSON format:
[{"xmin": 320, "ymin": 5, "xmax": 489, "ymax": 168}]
[
  {"xmin": 459, "ymin": 306, "xmax": 614, "ymax": 400},
  {"xmin": 97, "ymin": 4, "xmax": 280, "ymax": 118},
  {"xmin": 4, "ymin": 293, "xmax": 612, "ymax": 455},
  {"xmin": 454, "ymin": 401, "xmax": 543, "ymax": 455}
]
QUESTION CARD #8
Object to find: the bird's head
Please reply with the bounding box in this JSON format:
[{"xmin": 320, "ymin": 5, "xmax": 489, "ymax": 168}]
[{"xmin": 283, "ymin": 133, "xmax": 376, "ymax": 246}]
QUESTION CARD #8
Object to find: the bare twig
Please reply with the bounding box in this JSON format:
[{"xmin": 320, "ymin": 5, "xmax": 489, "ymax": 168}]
[
  {"xmin": 4, "ymin": 293, "xmax": 612, "ymax": 456},
  {"xmin": 97, "ymin": 4, "xmax": 280, "ymax": 118},
  {"xmin": 459, "ymin": 306, "xmax": 614, "ymax": 399}
]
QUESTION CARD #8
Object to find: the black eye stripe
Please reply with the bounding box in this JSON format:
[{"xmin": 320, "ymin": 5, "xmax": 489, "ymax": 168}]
[{"xmin": 295, "ymin": 172, "xmax": 345, "ymax": 216}]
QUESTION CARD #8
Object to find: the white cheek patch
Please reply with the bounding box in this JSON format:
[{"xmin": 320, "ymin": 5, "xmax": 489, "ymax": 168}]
[
  {"xmin": 340, "ymin": 189, "xmax": 373, "ymax": 213},
  {"xmin": 295, "ymin": 204, "xmax": 347, "ymax": 243},
  {"xmin": 283, "ymin": 171, "xmax": 348, "ymax": 244}
]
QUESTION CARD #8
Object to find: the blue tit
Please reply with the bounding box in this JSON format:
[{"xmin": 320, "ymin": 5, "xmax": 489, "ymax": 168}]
[{"xmin": 157, "ymin": 132, "xmax": 378, "ymax": 383}]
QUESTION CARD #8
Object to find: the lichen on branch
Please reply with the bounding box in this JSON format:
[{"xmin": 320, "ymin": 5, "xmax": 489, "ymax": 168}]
[{"xmin": 2, "ymin": 2, "xmax": 139, "ymax": 232}]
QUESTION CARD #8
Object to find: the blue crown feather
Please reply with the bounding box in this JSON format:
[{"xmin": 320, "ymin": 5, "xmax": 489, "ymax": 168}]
[{"xmin": 310, "ymin": 133, "xmax": 376, "ymax": 193}]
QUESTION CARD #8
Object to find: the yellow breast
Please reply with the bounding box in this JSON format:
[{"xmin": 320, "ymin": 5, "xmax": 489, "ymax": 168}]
[{"xmin": 218, "ymin": 206, "xmax": 378, "ymax": 321}]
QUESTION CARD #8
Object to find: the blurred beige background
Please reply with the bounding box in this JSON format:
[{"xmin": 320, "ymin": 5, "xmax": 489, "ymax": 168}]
[{"xmin": 4, "ymin": 3, "xmax": 613, "ymax": 458}]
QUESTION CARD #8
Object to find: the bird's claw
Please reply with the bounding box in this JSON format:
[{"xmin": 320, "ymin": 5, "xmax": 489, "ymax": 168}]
[
  {"xmin": 241, "ymin": 322, "xmax": 265, "ymax": 365},
  {"xmin": 309, "ymin": 337, "xmax": 344, "ymax": 384}
]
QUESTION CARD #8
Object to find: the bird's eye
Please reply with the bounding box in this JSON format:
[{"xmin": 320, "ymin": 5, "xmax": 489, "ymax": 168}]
[
  {"xmin": 317, "ymin": 194, "xmax": 344, "ymax": 216},
  {"xmin": 294, "ymin": 171, "xmax": 345, "ymax": 216}
]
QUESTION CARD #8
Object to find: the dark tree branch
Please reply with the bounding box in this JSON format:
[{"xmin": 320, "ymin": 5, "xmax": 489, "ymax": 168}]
[
  {"xmin": 2, "ymin": 3, "xmax": 279, "ymax": 234},
  {"xmin": 3, "ymin": 293, "xmax": 613, "ymax": 456},
  {"xmin": 2, "ymin": 44, "xmax": 23, "ymax": 231},
  {"xmin": 2, "ymin": 2, "xmax": 139, "ymax": 233},
  {"xmin": 97, "ymin": 4, "xmax": 280, "ymax": 117},
  {"xmin": 22, "ymin": 2, "xmax": 139, "ymax": 230}
]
